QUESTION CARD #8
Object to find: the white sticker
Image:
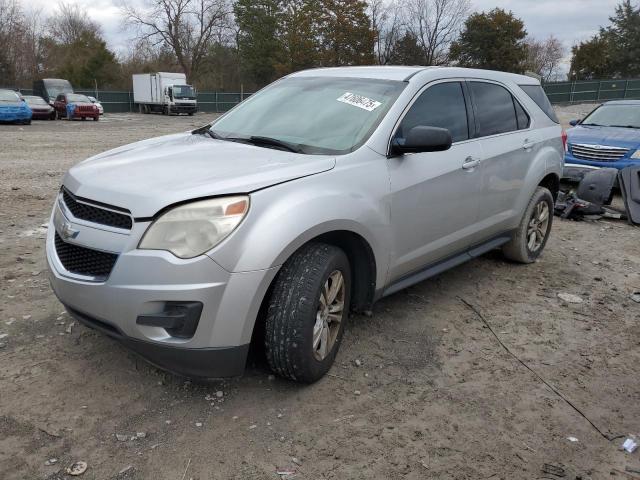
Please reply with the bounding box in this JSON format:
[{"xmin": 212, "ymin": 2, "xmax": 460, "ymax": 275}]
[{"xmin": 337, "ymin": 92, "xmax": 382, "ymax": 112}]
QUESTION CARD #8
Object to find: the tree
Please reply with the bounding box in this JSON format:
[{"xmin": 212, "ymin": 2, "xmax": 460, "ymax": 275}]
[
  {"xmin": 121, "ymin": 0, "xmax": 231, "ymax": 83},
  {"xmin": 405, "ymin": 0, "xmax": 470, "ymax": 65},
  {"xmin": 449, "ymin": 8, "xmax": 527, "ymax": 73},
  {"xmin": 317, "ymin": 0, "xmax": 375, "ymax": 66},
  {"xmin": 569, "ymin": 35, "xmax": 613, "ymax": 80},
  {"xmin": 569, "ymin": 0, "xmax": 640, "ymax": 80},
  {"xmin": 368, "ymin": 0, "xmax": 402, "ymax": 65},
  {"xmin": 525, "ymin": 35, "xmax": 565, "ymax": 82},
  {"xmin": 389, "ymin": 32, "xmax": 426, "ymax": 65},
  {"xmin": 234, "ymin": 0, "xmax": 285, "ymax": 86},
  {"xmin": 38, "ymin": 3, "xmax": 120, "ymax": 88},
  {"xmin": 603, "ymin": 0, "xmax": 640, "ymax": 77}
]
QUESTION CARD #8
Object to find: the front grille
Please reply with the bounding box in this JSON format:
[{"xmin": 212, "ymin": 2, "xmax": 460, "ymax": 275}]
[
  {"xmin": 76, "ymin": 105, "xmax": 95, "ymax": 113},
  {"xmin": 54, "ymin": 233, "xmax": 118, "ymax": 279},
  {"xmin": 571, "ymin": 143, "xmax": 630, "ymax": 161},
  {"xmin": 62, "ymin": 189, "xmax": 132, "ymax": 230}
]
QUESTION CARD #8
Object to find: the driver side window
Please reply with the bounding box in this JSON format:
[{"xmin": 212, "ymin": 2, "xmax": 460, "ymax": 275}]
[{"xmin": 396, "ymin": 82, "xmax": 469, "ymax": 144}]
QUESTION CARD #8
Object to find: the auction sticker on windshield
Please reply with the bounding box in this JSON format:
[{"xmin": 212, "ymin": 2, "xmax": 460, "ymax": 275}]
[{"xmin": 337, "ymin": 92, "xmax": 382, "ymax": 112}]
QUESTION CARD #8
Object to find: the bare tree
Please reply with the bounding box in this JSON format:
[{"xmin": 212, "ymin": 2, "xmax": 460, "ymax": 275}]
[
  {"xmin": 120, "ymin": 0, "xmax": 232, "ymax": 82},
  {"xmin": 0, "ymin": 0, "xmax": 44, "ymax": 87},
  {"xmin": 49, "ymin": 2, "xmax": 99, "ymax": 45},
  {"xmin": 405, "ymin": 0, "xmax": 470, "ymax": 65},
  {"xmin": 368, "ymin": 0, "xmax": 403, "ymax": 65},
  {"xmin": 525, "ymin": 35, "xmax": 565, "ymax": 82}
]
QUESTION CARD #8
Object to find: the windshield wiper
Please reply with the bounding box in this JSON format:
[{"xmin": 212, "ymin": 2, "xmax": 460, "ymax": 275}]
[
  {"xmin": 580, "ymin": 123, "xmax": 603, "ymax": 127},
  {"xmin": 248, "ymin": 136, "xmax": 302, "ymax": 153},
  {"xmin": 610, "ymin": 124, "xmax": 640, "ymax": 129}
]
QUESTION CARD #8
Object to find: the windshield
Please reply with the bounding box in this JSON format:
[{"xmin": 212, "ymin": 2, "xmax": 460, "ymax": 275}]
[
  {"xmin": 66, "ymin": 94, "xmax": 91, "ymax": 103},
  {"xmin": 46, "ymin": 83, "xmax": 73, "ymax": 98},
  {"xmin": 25, "ymin": 96, "xmax": 47, "ymax": 105},
  {"xmin": 582, "ymin": 104, "xmax": 640, "ymax": 129},
  {"xmin": 211, "ymin": 77, "xmax": 406, "ymax": 155},
  {"xmin": 173, "ymin": 85, "xmax": 195, "ymax": 99},
  {"xmin": 0, "ymin": 90, "xmax": 20, "ymax": 102}
]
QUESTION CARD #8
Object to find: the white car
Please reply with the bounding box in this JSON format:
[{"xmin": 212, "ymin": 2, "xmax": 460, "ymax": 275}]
[{"xmin": 87, "ymin": 96, "xmax": 104, "ymax": 115}]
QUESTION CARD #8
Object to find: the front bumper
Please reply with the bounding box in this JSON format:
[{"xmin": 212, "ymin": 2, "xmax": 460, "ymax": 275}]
[
  {"xmin": 46, "ymin": 198, "xmax": 277, "ymax": 377},
  {"xmin": 564, "ymin": 151, "xmax": 640, "ymax": 170},
  {"xmin": 169, "ymin": 103, "xmax": 197, "ymax": 114}
]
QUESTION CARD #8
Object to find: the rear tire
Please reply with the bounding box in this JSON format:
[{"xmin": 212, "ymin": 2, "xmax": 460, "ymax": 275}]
[
  {"xmin": 502, "ymin": 186, "xmax": 554, "ymax": 263},
  {"xmin": 265, "ymin": 243, "xmax": 351, "ymax": 383}
]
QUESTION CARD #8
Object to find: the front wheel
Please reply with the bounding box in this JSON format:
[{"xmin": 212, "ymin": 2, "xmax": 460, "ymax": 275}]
[
  {"xmin": 502, "ymin": 186, "xmax": 554, "ymax": 263},
  {"xmin": 265, "ymin": 243, "xmax": 351, "ymax": 383}
]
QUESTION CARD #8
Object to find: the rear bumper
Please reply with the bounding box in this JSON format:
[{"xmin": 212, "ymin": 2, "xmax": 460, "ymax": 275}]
[
  {"xmin": 0, "ymin": 111, "xmax": 31, "ymax": 122},
  {"xmin": 65, "ymin": 305, "xmax": 249, "ymax": 378}
]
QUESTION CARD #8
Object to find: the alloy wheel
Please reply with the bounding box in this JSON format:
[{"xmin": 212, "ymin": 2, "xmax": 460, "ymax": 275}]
[
  {"xmin": 527, "ymin": 200, "xmax": 550, "ymax": 252},
  {"xmin": 312, "ymin": 270, "xmax": 346, "ymax": 361}
]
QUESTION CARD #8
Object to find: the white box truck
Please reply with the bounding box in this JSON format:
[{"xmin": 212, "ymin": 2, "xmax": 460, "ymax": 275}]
[{"xmin": 132, "ymin": 72, "xmax": 197, "ymax": 115}]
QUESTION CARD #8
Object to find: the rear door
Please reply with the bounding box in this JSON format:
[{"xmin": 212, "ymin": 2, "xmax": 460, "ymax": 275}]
[
  {"xmin": 386, "ymin": 80, "xmax": 485, "ymax": 282},
  {"xmin": 468, "ymin": 81, "xmax": 535, "ymax": 236}
]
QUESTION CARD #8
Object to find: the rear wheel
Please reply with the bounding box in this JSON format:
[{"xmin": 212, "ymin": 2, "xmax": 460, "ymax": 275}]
[
  {"xmin": 93, "ymin": 116, "xmax": 99, "ymax": 121},
  {"xmin": 502, "ymin": 186, "xmax": 554, "ymax": 263},
  {"xmin": 265, "ymin": 243, "xmax": 351, "ymax": 383}
]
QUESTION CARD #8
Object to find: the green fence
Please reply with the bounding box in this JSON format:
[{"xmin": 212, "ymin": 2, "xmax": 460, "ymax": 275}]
[
  {"xmin": 543, "ymin": 79, "xmax": 640, "ymax": 104},
  {"xmin": 13, "ymin": 79, "xmax": 640, "ymax": 111},
  {"xmin": 15, "ymin": 88, "xmax": 251, "ymax": 113}
]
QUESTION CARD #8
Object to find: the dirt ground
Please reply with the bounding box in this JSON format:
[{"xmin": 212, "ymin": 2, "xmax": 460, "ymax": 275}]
[{"xmin": 1, "ymin": 107, "xmax": 639, "ymax": 480}]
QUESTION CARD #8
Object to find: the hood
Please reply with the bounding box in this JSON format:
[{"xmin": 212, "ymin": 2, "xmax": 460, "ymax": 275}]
[
  {"xmin": 63, "ymin": 132, "xmax": 336, "ymax": 217},
  {"xmin": 567, "ymin": 125, "xmax": 640, "ymax": 151}
]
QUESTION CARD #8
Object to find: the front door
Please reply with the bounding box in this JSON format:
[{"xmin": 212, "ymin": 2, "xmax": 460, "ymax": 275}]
[{"xmin": 386, "ymin": 81, "xmax": 485, "ymax": 283}]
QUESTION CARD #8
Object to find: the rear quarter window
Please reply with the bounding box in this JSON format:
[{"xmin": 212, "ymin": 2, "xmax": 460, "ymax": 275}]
[{"xmin": 519, "ymin": 85, "xmax": 559, "ymax": 123}]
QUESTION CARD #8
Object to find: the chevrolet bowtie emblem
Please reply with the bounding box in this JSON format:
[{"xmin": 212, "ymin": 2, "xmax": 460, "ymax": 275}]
[{"xmin": 61, "ymin": 220, "xmax": 79, "ymax": 240}]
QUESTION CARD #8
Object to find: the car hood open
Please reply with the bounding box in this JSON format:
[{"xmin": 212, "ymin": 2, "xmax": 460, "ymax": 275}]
[
  {"xmin": 63, "ymin": 132, "xmax": 336, "ymax": 218},
  {"xmin": 568, "ymin": 125, "xmax": 640, "ymax": 151}
]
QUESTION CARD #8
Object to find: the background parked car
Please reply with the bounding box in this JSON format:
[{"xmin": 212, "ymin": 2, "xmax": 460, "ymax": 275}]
[
  {"xmin": 87, "ymin": 96, "xmax": 104, "ymax": 115},
  {"xmin": 33, "ymin": 78, "xmax": 74, "ymax": 106},
  {"xmin": 566, "ymin": 100, "xmax": 640, "ymax": 169},
  {"xmin": 53, "ymin": 93, "xmax": 100, "ymax": 121},
  {"xmin": 0, "ymin": 89, "xmax": 32, "ymax": 124},
  {"xmin": 23, "ymin": 95, "xmax": 56, "ymax": 120}
]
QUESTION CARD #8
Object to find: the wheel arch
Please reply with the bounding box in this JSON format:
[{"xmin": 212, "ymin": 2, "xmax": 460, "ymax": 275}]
[{"xmin": 538, "ymin": 172, "xmax": 560, "ymax": 201}]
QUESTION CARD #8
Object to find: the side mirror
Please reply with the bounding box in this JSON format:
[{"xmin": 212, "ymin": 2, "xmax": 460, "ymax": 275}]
[
  {"xmin": 391, "ymin": 126, "xmax": 452, "ymax": 155},
  {"xmin": 569, "ymin": 119, "xmax": 581, "ymax": 126}
]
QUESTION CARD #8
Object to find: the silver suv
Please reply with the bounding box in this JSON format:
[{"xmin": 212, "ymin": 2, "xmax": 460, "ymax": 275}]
[{"xmin": 47, "ymin": 67, "xmax": 563, "ymax": 383}]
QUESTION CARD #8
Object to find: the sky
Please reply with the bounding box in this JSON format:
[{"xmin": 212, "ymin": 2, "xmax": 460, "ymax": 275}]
[{"xmin": 19, "ymin": 0, "xmax": 623, "ymax": 71}]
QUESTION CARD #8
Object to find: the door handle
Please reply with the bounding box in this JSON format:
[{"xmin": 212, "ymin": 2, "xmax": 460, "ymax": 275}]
[
  {"xmin": 523, "ymin": 139, "xmax": 535, "ymax": 150},
  {"xmin": 462, "ymin": 157, "xmax": 480, "ymax": 170}
]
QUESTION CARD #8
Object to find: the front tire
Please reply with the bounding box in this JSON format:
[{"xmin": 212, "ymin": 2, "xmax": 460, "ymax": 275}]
[
  {"xmin": 502, "ymin": 186, "xmax": 554, "ymax": 263},
  {"xmin": 265, "ymin": 243, "xmax": 351, "ymax": 383}
]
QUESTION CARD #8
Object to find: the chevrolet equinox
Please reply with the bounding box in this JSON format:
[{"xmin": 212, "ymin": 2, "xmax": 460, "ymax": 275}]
[{"xmin": 47, "ymin": 67, "xmax": 564, "ymax": 383}]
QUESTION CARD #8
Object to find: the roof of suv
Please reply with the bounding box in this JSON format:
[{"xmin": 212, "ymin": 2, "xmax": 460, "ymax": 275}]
[{"xmin": 290, "ymin": 66, "xmax": 540, "ymax": 85}]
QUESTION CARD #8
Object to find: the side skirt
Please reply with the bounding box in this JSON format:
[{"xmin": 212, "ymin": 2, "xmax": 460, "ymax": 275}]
[{"xmin": 381, "ymin": 233, "xmax": 513, "ymax": 298}]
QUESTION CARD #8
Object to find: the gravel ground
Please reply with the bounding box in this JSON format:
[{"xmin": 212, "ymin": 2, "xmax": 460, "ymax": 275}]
[{"xmin": 1, "ymin": 108, "xmax": 639, "ymax": 479}]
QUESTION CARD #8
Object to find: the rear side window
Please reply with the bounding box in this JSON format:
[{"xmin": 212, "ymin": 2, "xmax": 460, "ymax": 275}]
[
  {"xmin": 470, "ymin": 82, "xmax": 518, "ymax": 137},
  {"xmin": 519, "ymin": 84, "xmax": 559, "ymax": 123},
  {"xmin": 397, "ymin": 82, "xmax": 469, "ymax": 143},
  {"xmin": 514, "ymin": 100, "xmax": 530, "ymax": 130}
]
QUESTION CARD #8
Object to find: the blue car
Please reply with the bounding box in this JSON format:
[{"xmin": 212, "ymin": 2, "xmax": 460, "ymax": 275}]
[
  {"xmin": 0, "ymin": 89, "xmax": 32, "ymax": 125},
  {"xmin": 565, "ymin": 100, "xmax": 640, "ymax": 169}
]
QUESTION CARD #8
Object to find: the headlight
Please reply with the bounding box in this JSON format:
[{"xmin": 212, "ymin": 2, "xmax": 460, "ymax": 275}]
[
  {"xmin": 139, "ymin": 196, "xmax": 249, "ymax": 258},
  {"xmin": 631, "ymin": 150, "xmax": 640, "ymax": 159}
]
